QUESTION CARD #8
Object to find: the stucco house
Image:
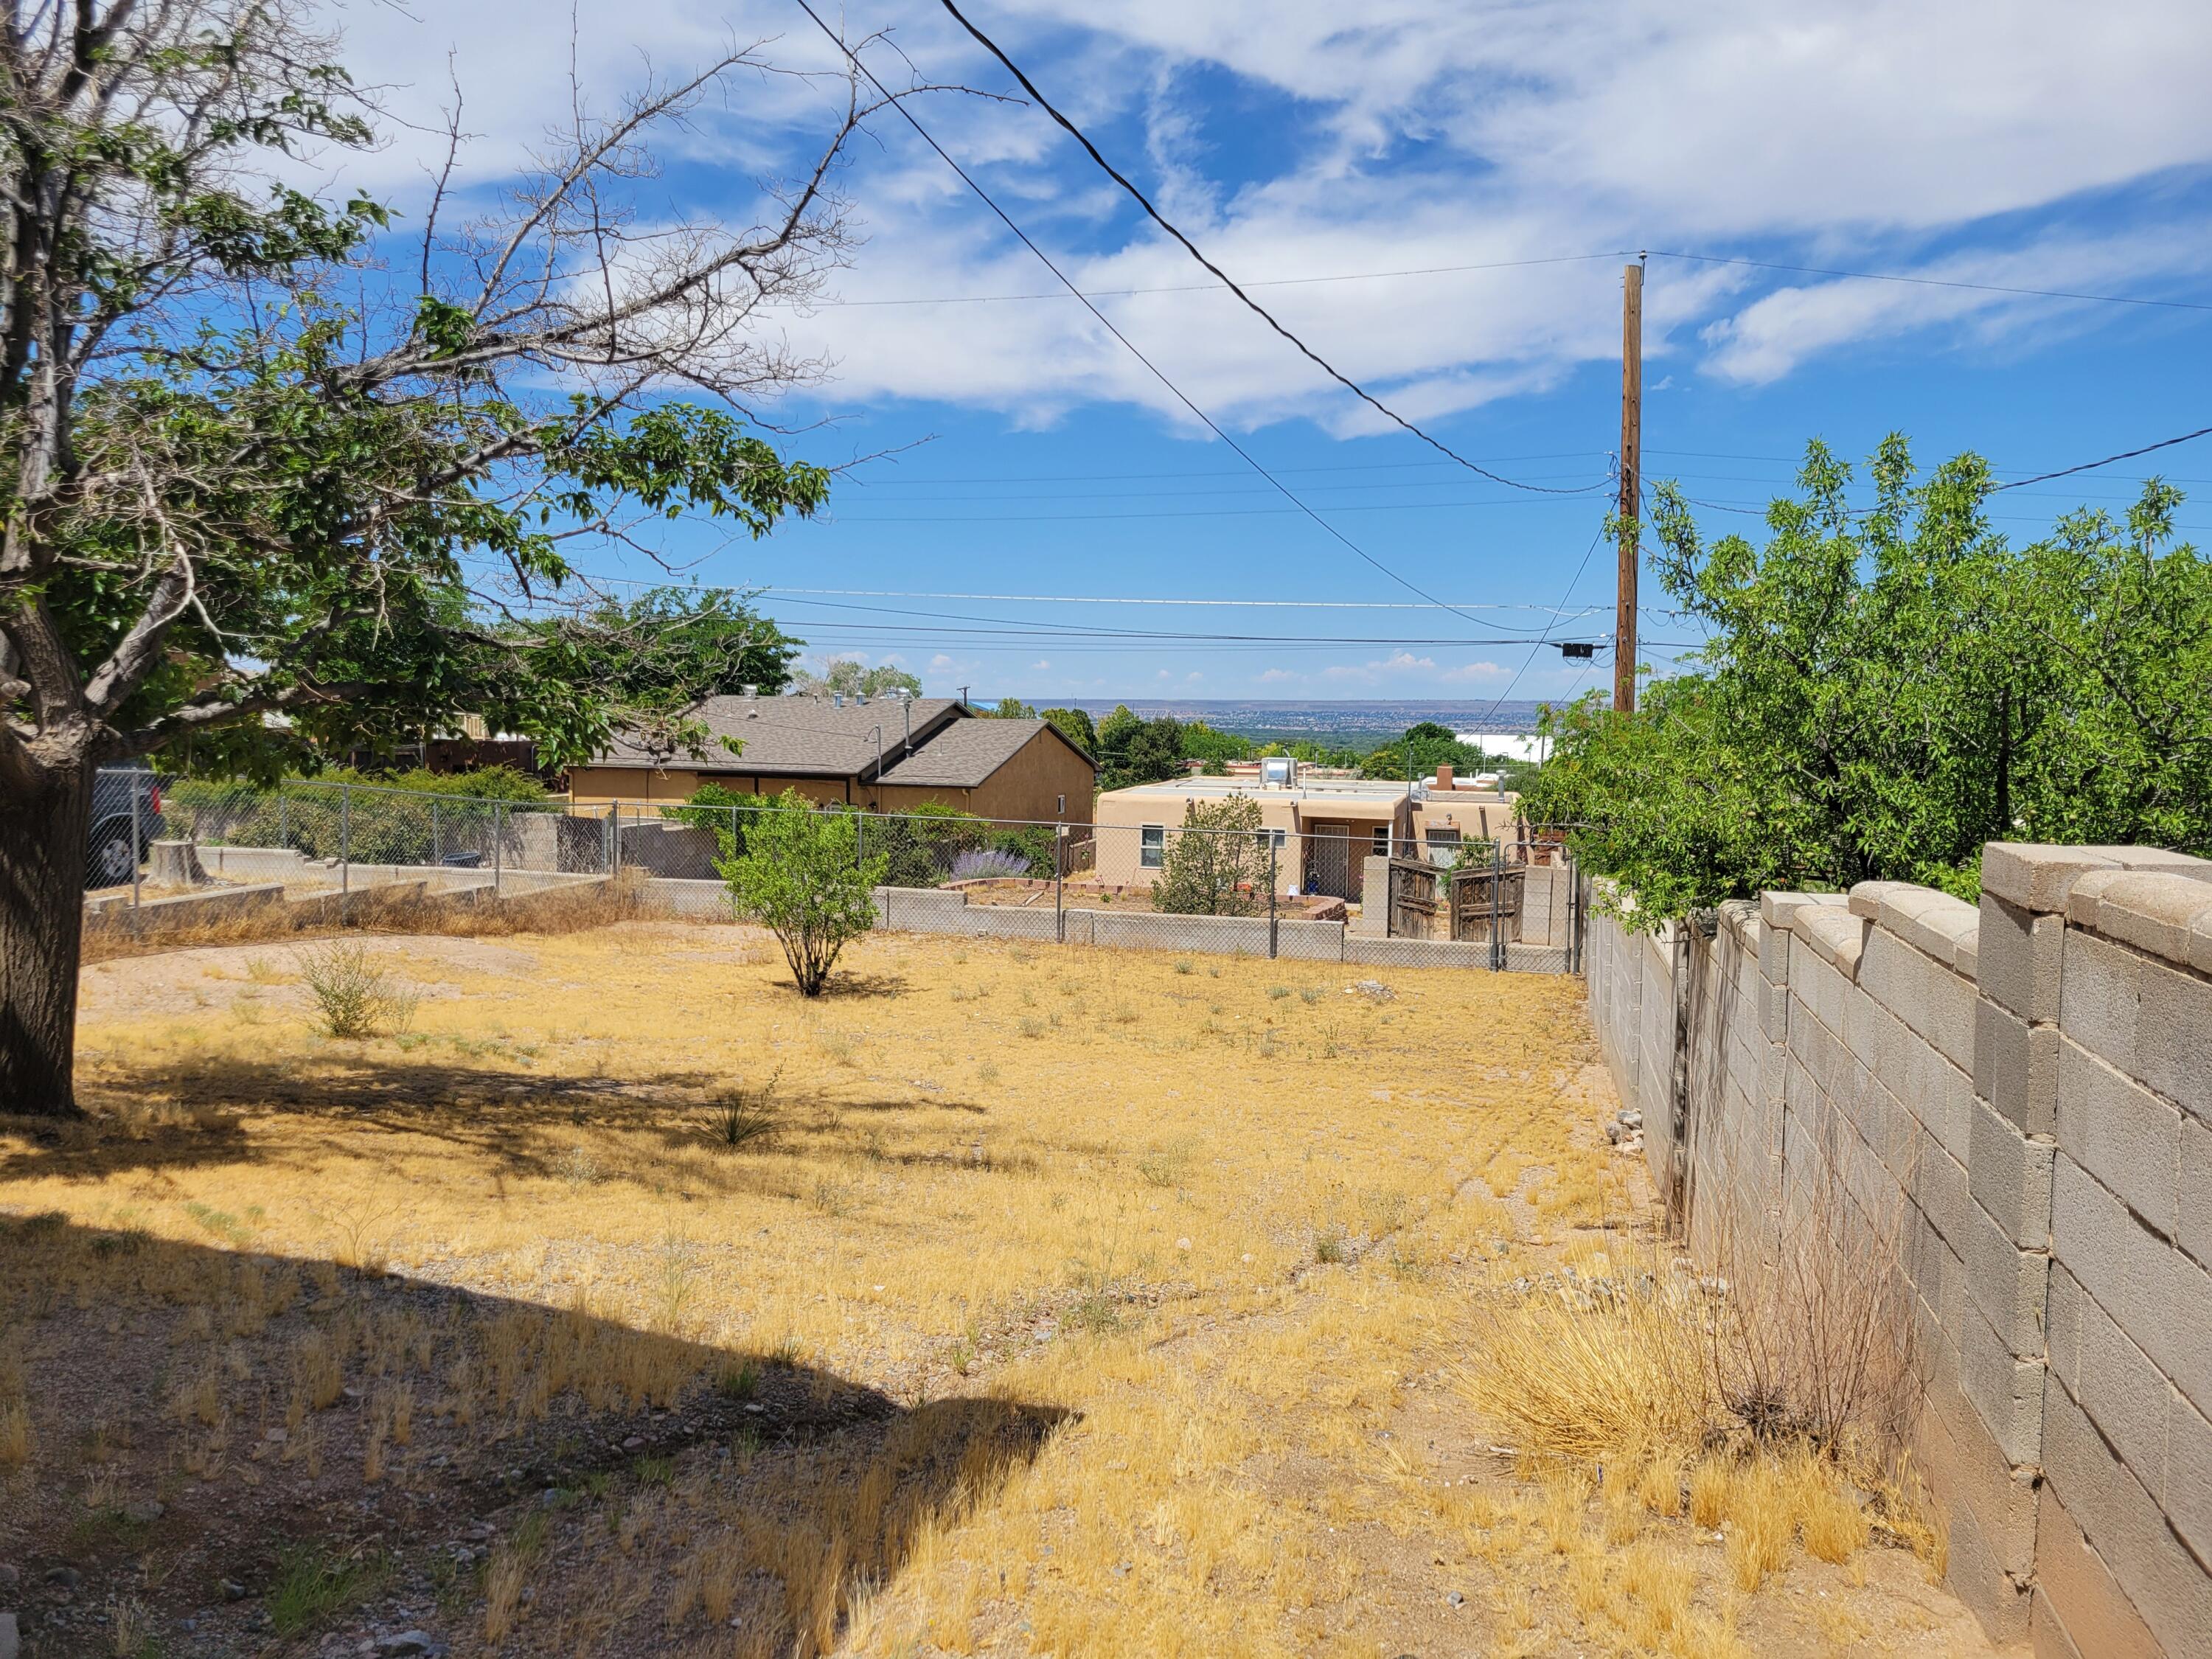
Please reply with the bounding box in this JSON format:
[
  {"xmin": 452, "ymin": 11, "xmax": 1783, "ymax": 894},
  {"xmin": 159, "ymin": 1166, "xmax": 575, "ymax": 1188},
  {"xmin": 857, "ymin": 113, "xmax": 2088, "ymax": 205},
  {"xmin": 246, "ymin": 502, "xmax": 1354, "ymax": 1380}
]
[
  {"xmin": 1093, "ymin": 770, "xmax": 1415, "ymax": 900},
  {"xmin": 566, "ymin": 694, "xmax": 1096, "ymax": 824}
]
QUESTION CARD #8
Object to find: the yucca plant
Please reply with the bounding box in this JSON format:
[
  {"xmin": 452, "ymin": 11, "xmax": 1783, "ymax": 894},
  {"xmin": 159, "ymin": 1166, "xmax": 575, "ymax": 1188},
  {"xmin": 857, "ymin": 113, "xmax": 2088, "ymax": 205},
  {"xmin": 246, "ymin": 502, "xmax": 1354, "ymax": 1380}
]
[{"xmin": 695, "ymin": 1070, "xmax": 781, "ymax": 1151}]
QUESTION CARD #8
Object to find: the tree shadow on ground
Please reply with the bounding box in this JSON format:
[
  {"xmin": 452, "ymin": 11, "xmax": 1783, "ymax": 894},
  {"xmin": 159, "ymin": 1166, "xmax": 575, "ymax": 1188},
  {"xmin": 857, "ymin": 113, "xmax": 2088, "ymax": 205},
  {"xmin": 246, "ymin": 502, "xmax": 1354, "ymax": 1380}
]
[
  {"xmin": 766, "ymin": 968, "xmax": 910, "ymax": 1000},
  {"xmin": 0, "ymin": 1212, "xmax": 1068, "ymax": 1658},
  {"xmin": 6, "ymin": 1046, "xmax": 990, "ymax": 1189}
]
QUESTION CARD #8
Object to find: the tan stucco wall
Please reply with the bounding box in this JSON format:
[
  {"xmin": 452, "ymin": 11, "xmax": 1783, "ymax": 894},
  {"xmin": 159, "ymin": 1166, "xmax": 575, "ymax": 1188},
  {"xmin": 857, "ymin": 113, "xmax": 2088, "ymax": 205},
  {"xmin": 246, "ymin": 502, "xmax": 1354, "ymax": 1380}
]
[
  {"xmin": 1410, "ymin": 792, "xmax": 1518, "ymax": 848},
  {"xmin": 954, "ymin": 728, "xmax": 1097, "ymax": 823},
  {"xmin": 1092, "ymin": 787, "xmax": 1409, "ymax": 896}
]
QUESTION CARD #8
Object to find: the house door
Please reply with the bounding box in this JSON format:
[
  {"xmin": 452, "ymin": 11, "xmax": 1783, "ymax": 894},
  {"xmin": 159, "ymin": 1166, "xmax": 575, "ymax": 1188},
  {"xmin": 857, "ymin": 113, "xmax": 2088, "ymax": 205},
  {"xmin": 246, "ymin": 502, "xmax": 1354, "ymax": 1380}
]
[{"xmin": 1305, "ymin": 823, "xmax": 1353, "ymax": 899}]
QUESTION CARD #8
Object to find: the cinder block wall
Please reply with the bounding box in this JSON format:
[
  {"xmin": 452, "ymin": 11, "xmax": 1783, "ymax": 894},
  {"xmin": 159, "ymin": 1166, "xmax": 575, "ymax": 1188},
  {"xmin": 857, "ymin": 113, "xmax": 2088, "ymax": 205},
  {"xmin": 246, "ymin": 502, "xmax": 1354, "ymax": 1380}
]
[{"xmin": 1582, "ymin": 844, "xmax": 2212, "ymax": 1656}]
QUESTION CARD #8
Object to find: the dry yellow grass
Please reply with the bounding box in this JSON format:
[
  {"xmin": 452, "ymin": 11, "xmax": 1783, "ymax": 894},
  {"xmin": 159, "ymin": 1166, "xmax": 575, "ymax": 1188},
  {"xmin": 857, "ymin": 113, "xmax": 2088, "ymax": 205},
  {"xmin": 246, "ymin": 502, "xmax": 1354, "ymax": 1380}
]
[{"xmin": 0, "ymin": 923, "xmax": 1995, "ymax": 1658}]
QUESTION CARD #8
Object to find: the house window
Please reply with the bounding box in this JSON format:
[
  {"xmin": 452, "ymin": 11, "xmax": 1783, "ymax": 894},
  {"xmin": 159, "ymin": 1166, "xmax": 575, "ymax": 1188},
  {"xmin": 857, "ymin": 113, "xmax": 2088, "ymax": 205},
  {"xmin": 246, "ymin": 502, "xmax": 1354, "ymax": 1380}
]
[
  {"xmin": 1140, "ymin": 824, "xmax": 1165, "ymax": 869},
  {"xmin": 1057, "ymin": 794, "xmax": 1065, "ymax": 817},
  {"xmin": 1426, "ymin": 826, "xmax": 1462, "ymax": 864},
  {"xmin": 1372, "ymin": 825, "xmax": 1391, "ymax": 860}
]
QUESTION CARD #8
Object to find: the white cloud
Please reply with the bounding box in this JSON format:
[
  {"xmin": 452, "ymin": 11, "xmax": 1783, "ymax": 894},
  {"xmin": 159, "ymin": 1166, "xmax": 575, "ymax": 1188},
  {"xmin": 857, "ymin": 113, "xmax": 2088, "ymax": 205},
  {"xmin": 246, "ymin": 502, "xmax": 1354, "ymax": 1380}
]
[
  {"xmin": 1697, "ymin": 229, "xmax": 2212, "ymax": 384},
  {"xmin": 308, "ymin": 0, "xmax": 2212, "ymax": 428}
]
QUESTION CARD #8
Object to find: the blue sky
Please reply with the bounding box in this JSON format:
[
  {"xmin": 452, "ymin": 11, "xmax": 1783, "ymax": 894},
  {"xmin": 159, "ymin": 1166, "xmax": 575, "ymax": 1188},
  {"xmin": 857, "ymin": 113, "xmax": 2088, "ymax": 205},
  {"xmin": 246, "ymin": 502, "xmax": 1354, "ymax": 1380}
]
[{"xmin": 320, "ymin": 0, "xmax": 2212, "ymax": 706}]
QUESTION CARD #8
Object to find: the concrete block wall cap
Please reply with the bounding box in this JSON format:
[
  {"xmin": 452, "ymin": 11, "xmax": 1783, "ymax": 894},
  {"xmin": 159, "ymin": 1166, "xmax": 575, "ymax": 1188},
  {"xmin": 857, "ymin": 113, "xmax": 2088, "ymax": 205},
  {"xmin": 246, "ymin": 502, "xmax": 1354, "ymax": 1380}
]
[
  {"xmin": 2194, "ymin": 912, "xmax": 2212, "ymax": 980},
  {"xmin": 1848, "ymin": 880, "xmax": 1919, "ymax": 919},
  {"xmin": 1795, "ymin": 906, "xmax": 1870, "ymax": 979},
  {"xmin": 2079, "ymin": 846, "xmax": 2212, "ymax": 878},
  {"xmin": 1981, "ymin": 844, "xmax": 2122, "ymax": 913},
  {"xmin": 1875, "ymin": 887, "xmax": 1983, "ymax": 973},
  {"xmin": 1759, "ymin": 890, "xmax": 1850, "ymax": 928},
  {"xmin": 2069, "ymin": 868, "xmax": 2212, "ymax": 967}
]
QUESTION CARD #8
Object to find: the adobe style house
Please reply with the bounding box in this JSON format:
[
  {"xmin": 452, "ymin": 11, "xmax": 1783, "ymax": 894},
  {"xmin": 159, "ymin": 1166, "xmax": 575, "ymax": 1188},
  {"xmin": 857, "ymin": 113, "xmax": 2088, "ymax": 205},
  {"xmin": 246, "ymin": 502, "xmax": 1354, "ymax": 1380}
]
[
  {"xmin": 1093, "ymin": 770, "xmax": 1415, "ymax": 900},
  {"xmin": 1093, "ymin": 761, "xmax": 1523, "ymax": 901},
  {"xmin": 566, "ymin": 694, "xmax": 1096, "ymax": 824}
]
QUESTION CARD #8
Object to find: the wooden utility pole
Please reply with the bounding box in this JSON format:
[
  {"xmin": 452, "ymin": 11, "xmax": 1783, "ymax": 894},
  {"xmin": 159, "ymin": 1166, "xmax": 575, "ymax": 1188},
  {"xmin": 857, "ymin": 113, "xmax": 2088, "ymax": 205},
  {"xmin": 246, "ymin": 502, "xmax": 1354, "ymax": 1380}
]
[{"xmin": 1615, "ymin": 259, "xmax": 1644, "ymax": 713}]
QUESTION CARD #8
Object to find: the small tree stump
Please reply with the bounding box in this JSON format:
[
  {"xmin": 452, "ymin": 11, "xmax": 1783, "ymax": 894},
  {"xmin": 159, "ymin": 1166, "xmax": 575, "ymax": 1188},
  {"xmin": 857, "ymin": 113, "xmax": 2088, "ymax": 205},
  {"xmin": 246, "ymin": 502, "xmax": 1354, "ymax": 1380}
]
[{"xmin": 147, "ymin": 838, "xmax": 209, "ymax": 887}]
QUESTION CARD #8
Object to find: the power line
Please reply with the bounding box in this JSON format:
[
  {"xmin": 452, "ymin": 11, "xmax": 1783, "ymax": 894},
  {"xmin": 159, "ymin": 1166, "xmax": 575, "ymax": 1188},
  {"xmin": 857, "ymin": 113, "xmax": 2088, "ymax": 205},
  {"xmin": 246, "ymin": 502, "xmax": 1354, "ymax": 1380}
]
[
  {"xmin": 1990, "ymin": 422, "xmax": 2212, "ymax": 490},
  {"xmin": 762, "ymin": 585, "xmax": 1621, "ymax": 613},
  {"xmin": 1646, "ymin": 250, "xmax": 2212, "ymax": 314},
  {"xmin": 841, "ymin": 450, "xmax": 1607, "ymax": 486},
  {"xmin": 932, "ymin": 0, "xmax": 1606, "ymax": 499},
  {"xmin": 565, "ymin": 572, "xmax": 1703, "ymax": 619},
  {"xmin": 823, "ymin": 495, "xmax": 1599, "ymax": 524},
  {"xmin": 807, "ymin": 251, "xmax": 1624, "ymax": 306},
  {"xmin": 790, "ymin": 0, "xmax": 1582, "ymax": 634},
  {"xmin": 1475, "ymin": 519, "xmax": 1612, "ymax": 725},
  {"xmin": 768, "ymin": 591, "xmax": 1605, "ymax": 642}
]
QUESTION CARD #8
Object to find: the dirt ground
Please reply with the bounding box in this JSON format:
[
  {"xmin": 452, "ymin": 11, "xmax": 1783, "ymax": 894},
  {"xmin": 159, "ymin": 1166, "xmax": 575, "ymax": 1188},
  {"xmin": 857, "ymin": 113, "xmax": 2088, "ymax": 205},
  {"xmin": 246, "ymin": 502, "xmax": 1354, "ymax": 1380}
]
[{"xmin": 0, "ymin": 924, "xmax": 2007, "ymax": 1657}]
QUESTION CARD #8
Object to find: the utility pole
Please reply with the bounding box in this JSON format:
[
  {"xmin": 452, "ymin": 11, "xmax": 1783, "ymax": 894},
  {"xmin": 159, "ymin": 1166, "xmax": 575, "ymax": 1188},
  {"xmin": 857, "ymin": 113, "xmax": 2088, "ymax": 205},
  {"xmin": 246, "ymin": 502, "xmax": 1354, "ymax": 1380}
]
[{"xmin": 1615, "ymin": 257, "xmax": 1644, "ymax": 713}]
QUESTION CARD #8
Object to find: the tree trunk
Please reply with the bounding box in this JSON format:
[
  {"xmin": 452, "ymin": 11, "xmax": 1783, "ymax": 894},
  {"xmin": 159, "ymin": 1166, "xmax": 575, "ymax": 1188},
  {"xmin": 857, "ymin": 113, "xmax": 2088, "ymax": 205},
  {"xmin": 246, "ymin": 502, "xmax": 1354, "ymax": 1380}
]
[{"xmin": 0, "ymin": 753, "xmax": 92, "ymax": 1116}]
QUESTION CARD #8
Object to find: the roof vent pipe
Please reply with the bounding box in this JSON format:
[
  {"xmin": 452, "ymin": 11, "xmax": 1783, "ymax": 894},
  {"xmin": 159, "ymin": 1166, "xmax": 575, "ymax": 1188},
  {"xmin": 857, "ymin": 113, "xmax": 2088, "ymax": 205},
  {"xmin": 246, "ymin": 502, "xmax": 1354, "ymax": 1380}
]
[{"xmin": 833, "ymin": 694, "xmax": 844, "ymax": 709}]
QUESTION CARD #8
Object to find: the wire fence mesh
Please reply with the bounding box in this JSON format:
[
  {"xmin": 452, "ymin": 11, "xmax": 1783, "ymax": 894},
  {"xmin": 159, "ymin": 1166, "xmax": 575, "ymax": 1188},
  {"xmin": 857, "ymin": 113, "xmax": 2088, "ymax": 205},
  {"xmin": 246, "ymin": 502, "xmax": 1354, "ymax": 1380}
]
[{"xmin": 88, "ymin": 769, "xmax": 1584, "ymax": 972}]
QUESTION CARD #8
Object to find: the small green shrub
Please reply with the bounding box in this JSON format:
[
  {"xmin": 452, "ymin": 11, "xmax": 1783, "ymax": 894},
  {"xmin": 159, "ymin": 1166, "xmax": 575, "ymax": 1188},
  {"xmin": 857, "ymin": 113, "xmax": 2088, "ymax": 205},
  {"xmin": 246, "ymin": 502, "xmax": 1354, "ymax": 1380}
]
[
  {"xmin": 718, "ymin": 791, "xmax": 886, "ymax": 996},
  {"xmin": 296, "ymin": 942, "xmax": 417, "ymax": 1039}
]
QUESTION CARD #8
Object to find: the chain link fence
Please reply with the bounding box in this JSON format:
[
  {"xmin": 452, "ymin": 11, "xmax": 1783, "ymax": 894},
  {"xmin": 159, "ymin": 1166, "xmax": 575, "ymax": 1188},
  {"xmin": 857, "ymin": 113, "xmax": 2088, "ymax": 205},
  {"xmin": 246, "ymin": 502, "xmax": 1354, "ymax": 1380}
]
[{"xmin": 87, "ymin": 769, "xmax": 1584, "ymax": 973}]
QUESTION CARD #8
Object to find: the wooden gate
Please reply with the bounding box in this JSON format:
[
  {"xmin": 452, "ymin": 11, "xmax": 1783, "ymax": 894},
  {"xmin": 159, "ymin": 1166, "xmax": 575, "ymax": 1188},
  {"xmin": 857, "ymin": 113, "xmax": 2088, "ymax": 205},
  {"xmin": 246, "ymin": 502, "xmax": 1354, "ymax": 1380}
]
[
  {"xmin": 1447, "ymin": 866, "xmax": 1526, "ymax": 945},
  {"xmin": 1386, "ymin": 857, "xmax": 1441, "ymax": 936}
]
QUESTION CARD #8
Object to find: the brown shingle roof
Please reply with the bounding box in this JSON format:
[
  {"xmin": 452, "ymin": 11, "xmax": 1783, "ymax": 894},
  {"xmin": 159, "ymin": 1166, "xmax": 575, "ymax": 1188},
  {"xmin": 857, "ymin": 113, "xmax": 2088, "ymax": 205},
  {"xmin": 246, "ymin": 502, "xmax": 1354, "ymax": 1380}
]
[
  {"xmin": 875, "ymin": 718, "xmax": 1065, "ymax": 788},
  {"xmin": 599, "ymin": 696, "xmax": 961, "ymax": 777}
]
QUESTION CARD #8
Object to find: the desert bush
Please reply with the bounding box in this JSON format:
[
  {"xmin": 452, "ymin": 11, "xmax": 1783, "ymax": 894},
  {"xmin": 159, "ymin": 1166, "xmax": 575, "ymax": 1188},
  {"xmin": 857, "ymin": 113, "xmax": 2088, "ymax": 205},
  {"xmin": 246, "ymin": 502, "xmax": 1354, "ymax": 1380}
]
[
  {"xmin": 718, "ymin": 791, "xmax": 886, "ymax": 996},
  {"xmin": 1461, "ymin": 1160, "xmax": 1916, "ymax": 1481},
  {"xmin": 296, "ymin": 942, "xmax": 418, "ymax": 1039},
  {"xmin": 1152, "ymin": 794, "xmax": 1267, "ymax": 916}
]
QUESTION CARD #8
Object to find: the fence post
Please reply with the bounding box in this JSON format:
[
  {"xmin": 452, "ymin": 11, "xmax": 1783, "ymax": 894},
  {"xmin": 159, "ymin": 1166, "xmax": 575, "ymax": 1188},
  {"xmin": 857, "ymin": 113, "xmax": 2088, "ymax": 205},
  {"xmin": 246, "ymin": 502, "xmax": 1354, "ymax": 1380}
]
[
  {"xmin": 340, "ymin": 781, "xmax": 352, "ymax": 899},
  {"xmin": 494, "ymin": 801, "xmax": 504, "ymax": 894},
  {"xmin": 432, "ymin": 799, "xmax": 442, "ymax": 866},
  {"xmin": 855, "ymin": 810, "xmax": 865, "ymax": 874},
  {"xmin": 277, "ymin": 780, "xmax": 288, "ymax": 852},
  {"xmin": 128, "ymin": 776, "xmax": 142, "ymax": 919},
  {"xmin": 1267, "ymin": 835, "xmax": 1279, "ymax": 960},
  {"xmin": 1055, "ymin": 824, "xmax": 1066, "ymax": 945},
  {"xmin": 1571, "ymin": 856, "xmax": 1585, "ymax": 975},
  {"xmin": 1490, "ymin": 838, "xmax": 1503, "ymax": 971}
]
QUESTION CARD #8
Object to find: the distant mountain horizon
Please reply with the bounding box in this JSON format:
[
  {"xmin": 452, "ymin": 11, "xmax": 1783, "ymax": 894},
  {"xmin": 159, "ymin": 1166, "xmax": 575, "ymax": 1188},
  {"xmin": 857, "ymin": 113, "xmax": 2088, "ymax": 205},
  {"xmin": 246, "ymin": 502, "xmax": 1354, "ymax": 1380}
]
[{"xmin": 1033, "ymin": 697, "xmax": 1559, "ymax": 744}]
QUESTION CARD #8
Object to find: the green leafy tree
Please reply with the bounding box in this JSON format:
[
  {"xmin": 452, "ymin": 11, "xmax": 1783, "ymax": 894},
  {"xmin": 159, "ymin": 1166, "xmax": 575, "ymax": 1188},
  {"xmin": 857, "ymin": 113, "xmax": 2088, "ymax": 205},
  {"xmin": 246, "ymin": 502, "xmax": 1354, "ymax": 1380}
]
[
  {"xmin": 1364, "ymin": 722, "xmax": 1484, "ymax": 781},
  {"xmin": 718, "ymin": 792, "xmax": 887, "ymax": 996},
  {"xmin": 1523, "ymin": 437, "xmax": 2212, "ymax": 922},
  {"xmin": 789, "ymin": 658, "xmax": 922, "ymax": 701},
  {"xmin": 1097, "ymin": 707, "xmax": 1186, "ymax": 790},
  {"xmin": 1038, "ymin": 706, "xmax": 1097, "ymax": 756},
  {"xmin": 1179, "ymin": 720, "xmax": 1253, "ymax": 766},
  {"xmin": 1152, "ymin": 796, "xmax": 1267, "ymax": 917},
  {"xmin": 0, "ymin": 3, "xmax": 877, "ymax": 1113},
  {"xmin": 510, "ymin": 588, "xmax": 802, "ymax": 753},
  {"xmin": 982, "ymin": 697, "xmax": 1037, "ymax": 719}
]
